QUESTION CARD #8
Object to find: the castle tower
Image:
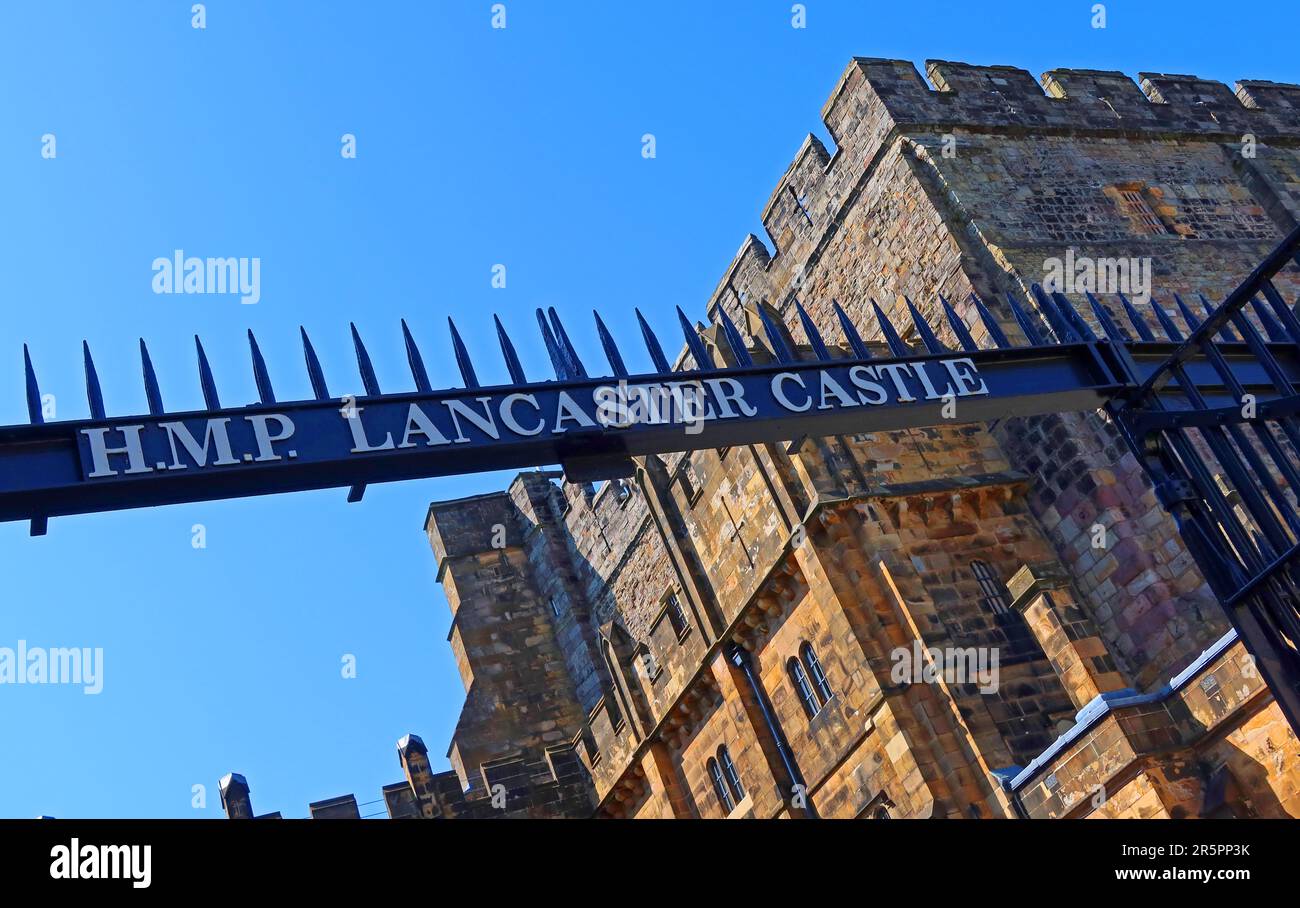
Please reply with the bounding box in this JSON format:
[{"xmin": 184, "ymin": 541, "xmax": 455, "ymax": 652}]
[
  {"xmin": 421, "ymin": 57, "xmax": 1300, "ymax": 820},
  {"xmin": 424, "ymin": 478, "xmax": 593, "ymax": 802}
]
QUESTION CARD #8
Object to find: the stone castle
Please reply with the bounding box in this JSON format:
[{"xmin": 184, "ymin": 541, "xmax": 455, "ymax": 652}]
[{"xmin": 222, "ymin": 57, "xmax": 1300, "ymax": 819}]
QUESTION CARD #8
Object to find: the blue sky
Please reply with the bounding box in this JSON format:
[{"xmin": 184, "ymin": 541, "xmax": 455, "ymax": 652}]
[{"xmin": 0, "ymin": 1, "xmax": 1295, "ymax": 818}]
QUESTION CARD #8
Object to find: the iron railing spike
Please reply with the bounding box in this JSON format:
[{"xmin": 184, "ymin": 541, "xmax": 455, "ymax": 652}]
[
  {"xmin": 905, "ymin": 297, "xmax": 947, "ymax": 354},
  {"xmin": 754, "ymin": 305, "xmax": 794, "ymax": 364},
  {"xmin": 592, "ymin": 310, "xmax": 628, "ymax": 377},
  {"xmin": 82, "ymin": 340, "xmax": 106, "ymax": 420},
  {"xmin": 832, "ymin": 299, "xmax": 871, "ymax": 359},
  {"xmin": 1006, "ymin": 292, "xmax": 1046, "ymax": 347},
  {"xmin": 300, "ymin": 327, "xmax": 331, "ymax": 400},
  {"xmin": 349, "ymin": 322, "xmax": 381, "ymax": 396},
  {"xmin": 447, "ymin": 317, "xmax": 480, "ymax": 389},
  {"xmin": 1083, "ymin": 292, "xmax": 1125, "ymax": 342},
  {"xmin": 1050, "ymin": 291, "xmax": 1098, "ymax": 341},
  {"xmin": 870, "ymin": 300, "xmax": 909, "ymax": 358},
  {"xmin": 715, "ymin": 306, "xmax": 754, "ymax": 367},
  {"xmin": 938, "ymin": 294, "xmax": 977, "ymax": 352},
  {"xmin": 969, "ymin": 293, "xmax": 1010, "ymax": 349},
  {"xmin": 400, "ymin": 319, "xmax": 432, "ymax": 394},
  {"xmin": 1172, "ymin": 293, "xmax": 1203, "ymax": 334},
  {"xmin": 548, "ymin": 308, "xmax": 588, "ymax": 379},
  {"xmin": 546, "ymin": 309, "xmax": 575, "ymax": 376},
  {"xmin": 1197, "ymin": 293, "xmax": 1241, "ymax": 343},
  {"xmin": 194, "ymin": 335, "xmax": 221, "ymax": 410},
  {"xmin": 676, "ymin": 305, "xmax": 714, "ymax": 370},
  {"xmin": 247, "ymin": 330, "xmax": 276, "ymax": 405},
  {"xmin": 1030, "ymin": 284, "xmax": 1077, "ymax": 343},
  {"xmin": 1261, "ymin": 280, "xmax": 1300, "ymax": 345},
  {"xmin": 635, "ymin": 308, "xmax": 672, "ymax": 374},
  {"xmin": 1249, "ymin": 296, "xmax": 1287, "ymax": 343},
  {"xmin": 793, "ymin": 299, "xmax": 831, "ymax": 361},
  {"xmin": 1149, "ymin": 297, "xmax": 1185, "ymax": 342},
  {"xmin": 1117, "ymin": 292, "xmax": 1156, "ymax": 341},
  {"xmin": 23, "ymin": 344, "xmax": 44, "ymax": 425},
  {"xmin": 535, "ymin": 308, "xmax": 570, "ymax": 380},
  {"xmin": 139, "ymin": 338, "xmax": 165, "ymax": 415},
  {"xmin": 494, "ymin": 315, "xmax": 528, "ymax": 384}
]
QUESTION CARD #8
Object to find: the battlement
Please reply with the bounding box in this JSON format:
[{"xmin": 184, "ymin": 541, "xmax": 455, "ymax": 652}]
[{"xmin": 855, "ymin": 58, "xmax": 1300, "ymax": 133}]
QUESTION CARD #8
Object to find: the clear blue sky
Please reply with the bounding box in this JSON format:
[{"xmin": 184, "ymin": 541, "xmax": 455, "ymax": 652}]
[{"xmin": 0, "ymin": 1, "xmax": 1294, "ymax": 818}]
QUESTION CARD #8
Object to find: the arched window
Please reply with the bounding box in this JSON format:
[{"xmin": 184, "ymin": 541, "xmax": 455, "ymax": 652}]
[
  {"xmin": 788, "ymin": 657, "xmax": 819, "ymax": 718},
  {"xmin": 971, "ymin": 560, "xmax": 1012, "ymax": 615},
  {"xmin": 802, "ymin": 643, "xmax": 833, "ymax": 703},
  {"xmin": 718, "ymin": 746, "xmax": 745, "ymax": 803},
  {"xmin": 708, "ymin": 758, "xmax": 734, "ymax": 813}
]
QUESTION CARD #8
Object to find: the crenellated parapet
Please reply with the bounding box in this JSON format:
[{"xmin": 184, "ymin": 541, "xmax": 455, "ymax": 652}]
[{"xmin": 703, "ymin": 58, "xmax": 1300, "ymax": 311}]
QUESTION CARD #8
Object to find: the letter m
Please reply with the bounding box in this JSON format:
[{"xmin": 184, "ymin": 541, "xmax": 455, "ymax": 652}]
[
  {"xmin": 206, "ymin": 258, "xmax": 239, "ymax": 295},
  {"xmin": 100, "ymin": 845, "xmax": 129, "ymax": 879},
  {"xmin": 159, "ymin": 418, "xmax": 238, "ymax": 469}
]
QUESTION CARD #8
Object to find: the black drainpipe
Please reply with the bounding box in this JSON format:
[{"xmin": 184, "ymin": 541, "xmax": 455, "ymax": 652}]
[{"xmin": 726, "ymin": 643, "xmax": 819, "ymax": 818}]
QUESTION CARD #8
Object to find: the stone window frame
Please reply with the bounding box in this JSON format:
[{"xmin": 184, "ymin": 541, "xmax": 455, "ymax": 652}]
[
  {"xmin": 677, "ymin": 456, "xmax": 705, "ymax": 507},
  {"xmin": 650, "ymin": 588, "xmax": 693, "ymax": 645},
  {"xmin": 971, "ymin": 559, "xmax": 1013, "ymax": 615},
  {"xmin": 1105, "ymin": 180, "xmax": 1178, "ymax": 236}
]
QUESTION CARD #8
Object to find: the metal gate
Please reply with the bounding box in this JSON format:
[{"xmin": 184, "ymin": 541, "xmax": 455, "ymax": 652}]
[{"xmin": 5, "ymin": 225, "xmax": 1300, "ymax": 733}]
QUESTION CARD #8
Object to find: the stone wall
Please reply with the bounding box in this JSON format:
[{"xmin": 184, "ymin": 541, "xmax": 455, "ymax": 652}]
[{"xmin": 419, "ymin": 57, "xmax": 1300, "ymax": 821}]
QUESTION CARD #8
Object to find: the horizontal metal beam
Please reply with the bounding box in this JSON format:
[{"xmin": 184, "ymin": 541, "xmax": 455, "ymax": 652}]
[{"xmin": 0, "ymin": 344, "xmax": 1122, "ymax": 524}]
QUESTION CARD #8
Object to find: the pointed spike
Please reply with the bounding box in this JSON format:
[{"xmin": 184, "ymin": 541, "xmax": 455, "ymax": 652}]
[
  {"xmin": 969, "ymin": 293, "xmax": 1011, "ymax": 349},
  {"xmin": 82, "ymin": 341, "xmax": 106, "ymax": 420},
  {"xmin": 1198, "ymin": 293, "xmax": 1240, "ymax": 342},
  {"xmin": 350, "ymin": 323, "xmax": 381, "ymax": 396},
  {"xmin": 23, "ymin": 344, "xmax": 44, "ymax": 425},
  {"xmin": 195, "ymin": 336, "xmax": 221, "ymax": 410},
  {"xmin": 754, "ymin": 305, "xmax": 794, "ymax": 364},
  {"xmin": 938, "ymin": 295, "xmax": 977, "ymax": 352},
  {"xmin": 871, "ymin": 300, "xmax": 909, "ymax": 358},
  {"xmin": 399, "ymin": 320, "xmax": 431, "ymax": 393},
  {"xmin": 1172, "ymin": 293, "xmax": 1202, "ymax": 334},
  {"xmin": 677, "ymin": 306, "xmax": 715, "ymax": 369},
  {"xmin": 1149, "ymin": 298, "xmax": 1185, "ymax": 342},
  {"xmin": 593, "ymin": 311, "xmax": 629, "ymax": 377},
  {"xmin": 300, "ymin": 327, "xmax": 331, "ymax": 400},
  {"xmin": 1050, "ymin": 291, "xmax": 1098, "ymax": 341},
  {"xmin": 1030, "ymin": 284, "xmax": 1077, "ymax": 343},
  {"xmin": 139, "ymin": 339, "xmax": 165, "ymax": 415},
  {"xmin": 1083, "ymin": 292, "xmax": 1125, "ymax": 342},
  {"xmin": 447, "ymin": 317, "xmax": 480, "ymax": 389},
  {"xmin": 832, "ymin": 300, "xmax": 872, "ymax": 359},
  {"xmin": 1117, "ymin": 293, "xmax": 1157, "ymax": 341},
  {"xmin": 905, "ymin": 298, "xmax": 947, "ymax": 354},
  {"xmin": 715, "ymin": 307, "xmax": 754, "ymax": 367},
  {"xmin": 636, "ymin": 308, "xmax": 672, "ymax": 374},
  {"xmin": 494, "ymin": 315, "xmax": 528, "ymax": 384},
  {"xmin": 247, "ymin": 330, "xmax": 276, "ymax": 405},
  {"xmin": 1006, "ymin": 292, "xmax": 1046, "ymax": 346},
  {"xmin": 548, "ymin": 308, "xmax": 587, "ymax": 379},
  {"xmin": 1262, "ymin": 281, "xmax": 1300, "ymax": 344},
  {"xmin": 1250, "ymin": 296, "xmax": 1288, "ymax": 342},
  {"xmin": 535, "ymin": 308, "xmax": 571, "ymax": 380},
  {"xmin": 793, "ymin": 300, "xmax": 832, "ymax": 361}
]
